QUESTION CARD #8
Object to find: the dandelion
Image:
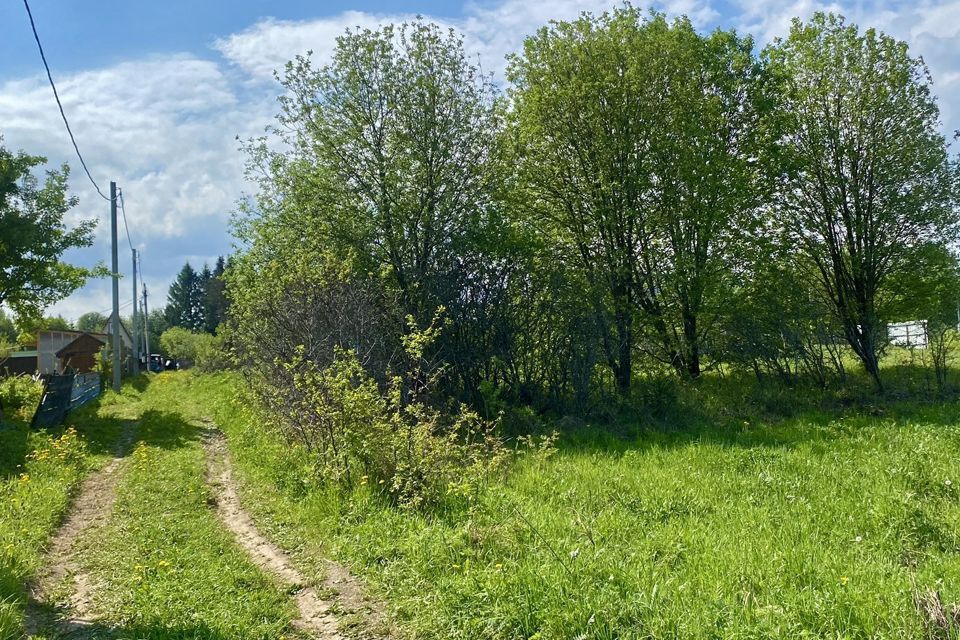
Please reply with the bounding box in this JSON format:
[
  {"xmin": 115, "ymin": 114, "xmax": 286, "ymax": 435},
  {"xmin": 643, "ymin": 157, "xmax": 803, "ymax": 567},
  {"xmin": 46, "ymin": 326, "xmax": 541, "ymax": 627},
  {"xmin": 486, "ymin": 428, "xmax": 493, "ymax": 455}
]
[
  {"xmin": 854, "ymin": 536, "xmax": 862, "ymax": 543},
  {"xmin": 495, "ymin": 563, "xmax": 503, "ymax": 570},
  {"xmin": 946, "ymin": 479, "xmax": 953, "ymax": 487},
  {"xmin": 840, "ymin": 576, "xmax": 849, "ymax": 585}
]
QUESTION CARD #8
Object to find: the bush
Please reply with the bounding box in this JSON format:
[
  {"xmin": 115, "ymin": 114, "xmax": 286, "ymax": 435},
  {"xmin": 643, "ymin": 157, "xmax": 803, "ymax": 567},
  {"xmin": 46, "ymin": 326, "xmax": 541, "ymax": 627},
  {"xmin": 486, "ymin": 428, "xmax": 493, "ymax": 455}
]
[
  {"xmin": 159, "ymin": 327, "xmax": 218, "ymax": 369},
  {"xmin": 0, "ymin": 375, "xmax": 42, "ymax": 424},
  {"xmin": 256, "ymin": 315, "xmax": 522, "ymax": 510}
]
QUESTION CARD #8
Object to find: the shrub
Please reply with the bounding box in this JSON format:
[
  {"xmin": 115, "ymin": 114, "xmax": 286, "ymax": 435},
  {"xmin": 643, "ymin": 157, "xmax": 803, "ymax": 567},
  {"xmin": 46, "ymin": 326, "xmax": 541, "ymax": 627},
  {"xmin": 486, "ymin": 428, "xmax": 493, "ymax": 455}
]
[
  {"xmin": 159, "ymin": 327, "xmax": 217, "ymax": 369},
  {"xmin": 257, "ymin": 315, "xmax": 518, "ymax": 510},
  {"xmin": 0, "ymin": 375, "xmax": 42, "ymax": 424}
]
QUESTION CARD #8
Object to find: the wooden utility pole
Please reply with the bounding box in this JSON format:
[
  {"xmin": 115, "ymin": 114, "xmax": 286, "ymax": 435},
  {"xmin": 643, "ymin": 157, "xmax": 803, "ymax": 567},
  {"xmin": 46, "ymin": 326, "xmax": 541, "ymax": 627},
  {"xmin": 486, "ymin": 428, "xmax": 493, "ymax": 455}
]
[
  {"xmin": 142, "ymin": 283, "xmax": 151, "ymax": 371},
  {"xmin": 131, "ymin": 248, "xmax": 139, "ymax": 375},
  {"xmin": 110, "ymin": 181, "xmax": 121, "ymax": 392}
]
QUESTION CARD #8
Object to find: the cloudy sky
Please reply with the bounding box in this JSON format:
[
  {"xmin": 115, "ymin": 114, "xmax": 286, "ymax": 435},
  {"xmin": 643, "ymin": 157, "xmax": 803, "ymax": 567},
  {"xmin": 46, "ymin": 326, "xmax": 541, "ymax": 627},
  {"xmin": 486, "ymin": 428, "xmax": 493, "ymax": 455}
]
[{"xmin": 2, "ymin": 0, "xmax": 958, "ymax": 322}]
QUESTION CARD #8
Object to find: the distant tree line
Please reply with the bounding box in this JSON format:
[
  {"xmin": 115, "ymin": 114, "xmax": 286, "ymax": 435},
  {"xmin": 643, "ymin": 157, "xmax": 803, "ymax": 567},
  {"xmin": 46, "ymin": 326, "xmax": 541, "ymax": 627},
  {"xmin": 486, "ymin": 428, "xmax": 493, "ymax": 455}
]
[{"xmin": 227, "ymin": 8, "xmax": 959, "ymax": 419}]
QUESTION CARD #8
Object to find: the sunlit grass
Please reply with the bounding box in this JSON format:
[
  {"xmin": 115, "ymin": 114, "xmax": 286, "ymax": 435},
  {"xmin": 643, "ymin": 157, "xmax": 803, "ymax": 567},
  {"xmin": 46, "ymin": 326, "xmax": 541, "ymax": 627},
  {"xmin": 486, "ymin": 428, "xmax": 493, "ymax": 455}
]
[
  {"xmin": 187, "ymin": 371, "xmax": 960, "ymax": 639},
  {"xmin": 0, "ymin": 384, "xmax": 132, "ymax": 640}
]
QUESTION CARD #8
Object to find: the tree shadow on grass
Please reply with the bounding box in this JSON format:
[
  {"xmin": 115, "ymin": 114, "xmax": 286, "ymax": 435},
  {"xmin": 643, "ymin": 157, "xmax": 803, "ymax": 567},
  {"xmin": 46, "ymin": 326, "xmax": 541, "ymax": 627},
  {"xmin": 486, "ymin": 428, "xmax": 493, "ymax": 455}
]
[
  {"xmin": 26, "ymin": 598, "xmax": 253, "ymax": 639},
  {"xmin": 131, "ymin": 410, "xmax": 212, "ymax": 453},
  {"xmin": 556, "ymin": 368, "xmax": 960, "ymax": 457}
]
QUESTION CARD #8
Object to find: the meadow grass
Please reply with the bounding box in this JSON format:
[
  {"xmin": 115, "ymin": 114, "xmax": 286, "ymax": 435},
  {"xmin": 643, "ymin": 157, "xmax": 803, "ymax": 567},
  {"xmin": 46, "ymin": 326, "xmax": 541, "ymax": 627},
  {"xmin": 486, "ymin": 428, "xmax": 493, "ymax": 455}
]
[
  {"xmin": 183, "ymin": 371, "xmax": 960, "ymax": 639},
  {"xmin": 0, "ymin": 381, "xmax": 133, "ymax": 640}
]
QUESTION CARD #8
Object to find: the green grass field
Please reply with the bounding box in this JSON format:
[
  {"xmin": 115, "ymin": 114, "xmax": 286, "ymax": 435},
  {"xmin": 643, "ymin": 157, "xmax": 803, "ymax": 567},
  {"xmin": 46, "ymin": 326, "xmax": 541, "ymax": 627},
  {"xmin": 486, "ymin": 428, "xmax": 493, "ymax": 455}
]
[
  {"xmin": 3, "ymin": 370, "xmax": 960, "ymax": 638},
  {"xmin": 187, "ymin": 372, "xmax": 960, "ymax": 639}
]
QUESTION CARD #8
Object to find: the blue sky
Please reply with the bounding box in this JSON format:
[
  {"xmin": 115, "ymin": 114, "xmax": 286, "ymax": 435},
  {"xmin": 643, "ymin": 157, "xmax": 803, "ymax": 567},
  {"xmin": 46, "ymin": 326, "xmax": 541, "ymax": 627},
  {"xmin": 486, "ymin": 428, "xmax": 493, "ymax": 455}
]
[{"xmin": 2, "ymin": 0, "xmax": 958, "ymax": 321}]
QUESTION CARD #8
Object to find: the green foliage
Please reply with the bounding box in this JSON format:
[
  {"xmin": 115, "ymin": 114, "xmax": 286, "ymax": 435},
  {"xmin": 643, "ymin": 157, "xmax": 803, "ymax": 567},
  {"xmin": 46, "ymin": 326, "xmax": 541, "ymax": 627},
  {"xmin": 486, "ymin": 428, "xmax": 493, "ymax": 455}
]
[
  {"xmin": 0, "ymin": 310, "xmax": 15, "ymax": 343},
  {"xmin": 232, "ymin": 9, "xmax": 960, "ymax": 414},
  {"xmin": 763, "ymin": 13, "xmax": 960, "ymax": 389},
  {"xmin": 265, "ymin": 315, "xmax": 513, "ymax": 510},
  {"xmin": 164, "ymin": 262, "xmax": 205, "ymax": 331},
  {"xmin": 508, "ymin": 8, "xmax": 769, "ymax": 385},
  {"xmin": 0, "ymin": 142, "xmax": 106, "ymax": 318},
  {"xmin": 0, "ymin": 375, "xmax": 42, "ymax": 425},
  {"xmin": 158, "ymin": 327, "xmax": 213, "ymax": 368},
  {"xmin": 201, "ymin": 256, "xmax": 229, "ymax": 334},
  {"xmin": 76, "ymin": 311, "xmax": 107, "ymax": 333}
]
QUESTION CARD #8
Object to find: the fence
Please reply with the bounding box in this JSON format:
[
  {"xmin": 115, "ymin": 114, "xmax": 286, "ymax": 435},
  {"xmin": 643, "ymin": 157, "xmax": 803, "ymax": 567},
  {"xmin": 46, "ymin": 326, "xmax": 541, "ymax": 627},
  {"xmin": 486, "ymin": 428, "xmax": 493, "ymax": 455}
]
[{"xmin": 31, "ymin": 372, "xmax": 102, "ymax": 429}]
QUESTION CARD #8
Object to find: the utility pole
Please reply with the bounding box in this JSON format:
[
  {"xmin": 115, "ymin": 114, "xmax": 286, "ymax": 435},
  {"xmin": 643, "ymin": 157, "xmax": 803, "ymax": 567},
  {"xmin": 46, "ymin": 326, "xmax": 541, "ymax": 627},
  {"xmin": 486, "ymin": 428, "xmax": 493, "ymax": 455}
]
[
  {"xmin": 110, "ymin": 181, "xmax": 121, "ymax": 392},
  {"xmin": 130, "ymin": 248, "xmax": 139, "ymax": 375},
  {"xmin": 142, "ymin": 283, "xmax": 151, "ymax": 371}
]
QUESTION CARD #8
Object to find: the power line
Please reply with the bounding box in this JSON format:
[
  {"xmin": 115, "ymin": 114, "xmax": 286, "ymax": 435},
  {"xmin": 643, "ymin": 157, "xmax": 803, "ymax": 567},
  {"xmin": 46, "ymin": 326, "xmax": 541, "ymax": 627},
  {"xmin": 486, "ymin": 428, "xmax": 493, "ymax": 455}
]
[
  {"xmin": 22, "ymin": 0, "xmax": 113, "ymax": 202},
  {"xmin": 118, "ymin": 188, "xmax": 135, "ymax": 251}
]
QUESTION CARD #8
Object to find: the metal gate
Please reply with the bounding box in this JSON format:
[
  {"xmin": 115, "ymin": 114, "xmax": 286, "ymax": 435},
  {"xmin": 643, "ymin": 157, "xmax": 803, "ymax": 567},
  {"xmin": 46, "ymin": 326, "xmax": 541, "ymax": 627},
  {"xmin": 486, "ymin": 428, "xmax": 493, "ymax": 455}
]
[{"xmin": 30, "ymin": 372, "xmax": 102, "ymax": 428}]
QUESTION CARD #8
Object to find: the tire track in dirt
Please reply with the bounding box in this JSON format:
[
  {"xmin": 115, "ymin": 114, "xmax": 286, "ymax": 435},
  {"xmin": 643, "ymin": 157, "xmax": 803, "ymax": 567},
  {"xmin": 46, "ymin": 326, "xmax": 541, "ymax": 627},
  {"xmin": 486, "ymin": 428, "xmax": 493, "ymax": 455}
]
[
  {"xmin": 23, "ymin": 421, "xmax": 139, "ymax": 639},
  {"xmin": 202, "ymin": 429, "xmax": 390, "ymax": 640}
]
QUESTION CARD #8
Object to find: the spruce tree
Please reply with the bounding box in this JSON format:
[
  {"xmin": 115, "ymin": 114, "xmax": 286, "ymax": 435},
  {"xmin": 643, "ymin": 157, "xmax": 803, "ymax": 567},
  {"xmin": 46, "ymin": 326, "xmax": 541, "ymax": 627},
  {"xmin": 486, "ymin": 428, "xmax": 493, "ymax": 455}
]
[
  {"xmin": 165, "ymin": 262, "xmax": 205, "ymax": 331},
  {"xmin": 202, "ymin": 256, "xmax": 229, "ymax": 334}
]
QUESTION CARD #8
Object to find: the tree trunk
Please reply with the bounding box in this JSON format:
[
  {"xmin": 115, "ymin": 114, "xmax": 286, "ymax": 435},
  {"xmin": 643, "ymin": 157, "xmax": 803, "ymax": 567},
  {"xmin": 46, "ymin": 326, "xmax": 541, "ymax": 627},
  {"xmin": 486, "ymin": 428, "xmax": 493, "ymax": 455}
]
[
  {"xmin": 614, "ymin": 308, "xmax": 632, "ymax": 394},
  {"xmin": 682, "ymin": 308, "xmax": 700, "ymax": 379}
]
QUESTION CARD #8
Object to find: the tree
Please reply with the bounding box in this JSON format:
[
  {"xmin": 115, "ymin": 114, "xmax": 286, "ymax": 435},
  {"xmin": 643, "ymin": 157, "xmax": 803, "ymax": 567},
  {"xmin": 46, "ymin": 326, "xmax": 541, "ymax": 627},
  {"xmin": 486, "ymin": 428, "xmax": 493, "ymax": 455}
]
[
  {"xmin": 0, "ymin": 309, "xmax": 16, "ymax": 343},
  {"xmin": 165, "ymin": 262, "xmax": 205, "ymax": 331},
  {"xmin": 77, "ymin": 311, "xmax": 108, "ymax": 333},
  {"xmin": 0, "ymin": 142, "xmax": 104, "ymax": 318},
  {"xmin": 145, "ymin": 308, "xmax": 169, "ymax": 356},
  {"xmin": 268, "ymin": 20, "xmax": 501, "ymax": 324},
  {"xmin": 765, "ymin": 13, "xmax": 959, "ymax": 390},
  {"xmin": 508, "ymin": 9, "xmax": 766, "ymax": 387},
  {"xmin": 159, "ymin": 326, "xmax": 212, "ymax": 367},
  {"xmin": 202, "ymin": 256, "xmax": 229, "ymax": 334}
]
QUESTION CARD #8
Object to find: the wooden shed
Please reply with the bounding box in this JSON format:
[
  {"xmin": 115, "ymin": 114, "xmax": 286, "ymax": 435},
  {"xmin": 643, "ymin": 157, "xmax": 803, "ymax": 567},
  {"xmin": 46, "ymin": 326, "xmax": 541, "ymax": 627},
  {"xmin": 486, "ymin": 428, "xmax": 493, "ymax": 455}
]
[{"xmin": 55, "ymin": 333, "xmax": 106, "ymax": 373}]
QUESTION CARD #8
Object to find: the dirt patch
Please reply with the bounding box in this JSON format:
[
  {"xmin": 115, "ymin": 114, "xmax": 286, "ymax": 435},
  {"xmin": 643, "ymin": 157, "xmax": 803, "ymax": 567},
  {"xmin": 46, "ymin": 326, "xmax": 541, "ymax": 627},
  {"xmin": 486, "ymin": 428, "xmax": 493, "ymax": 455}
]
[
  {"xmin": 202, "ymin": 430, "xmax": 390, "ymax": 639},
  {"xmin": 24, "ymin": 421, "xmax": 139, "ymax": 638}
]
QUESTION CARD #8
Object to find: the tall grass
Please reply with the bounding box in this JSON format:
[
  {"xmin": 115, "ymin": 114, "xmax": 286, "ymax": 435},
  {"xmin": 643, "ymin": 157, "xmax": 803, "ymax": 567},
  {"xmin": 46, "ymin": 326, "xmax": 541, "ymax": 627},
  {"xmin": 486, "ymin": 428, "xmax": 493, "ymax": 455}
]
[{"xmin": 186, "ymin": 370, "xmax": 960, "ymax": 639}]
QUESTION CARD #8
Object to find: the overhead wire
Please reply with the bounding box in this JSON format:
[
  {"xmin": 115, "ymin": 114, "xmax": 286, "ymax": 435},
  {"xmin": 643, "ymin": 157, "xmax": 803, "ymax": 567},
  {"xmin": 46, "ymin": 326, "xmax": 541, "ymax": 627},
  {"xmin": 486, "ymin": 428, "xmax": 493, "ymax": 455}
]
[
  {"xmin": 22, "ymin": 0, "xmax": 114, "ymax": 202},
  {"xmin": 118, "ymin": 188, "xmax": 135, "ymax": 251}
]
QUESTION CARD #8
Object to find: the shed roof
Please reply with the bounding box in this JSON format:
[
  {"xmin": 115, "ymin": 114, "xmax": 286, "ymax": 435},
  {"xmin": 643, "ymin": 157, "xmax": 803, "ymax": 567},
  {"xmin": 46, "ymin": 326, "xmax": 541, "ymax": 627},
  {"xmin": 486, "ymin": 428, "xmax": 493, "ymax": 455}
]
[{"xmin": 56, "ymin": 333, "xmax": 106, "ymax": 357}]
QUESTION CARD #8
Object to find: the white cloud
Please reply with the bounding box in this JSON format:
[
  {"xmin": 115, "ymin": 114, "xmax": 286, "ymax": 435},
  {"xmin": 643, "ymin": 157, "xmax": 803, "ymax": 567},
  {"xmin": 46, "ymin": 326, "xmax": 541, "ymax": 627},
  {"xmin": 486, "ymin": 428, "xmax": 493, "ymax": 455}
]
[{"xmin": 4, "ymin": 0, "xmax": 958, "ymax": 322}]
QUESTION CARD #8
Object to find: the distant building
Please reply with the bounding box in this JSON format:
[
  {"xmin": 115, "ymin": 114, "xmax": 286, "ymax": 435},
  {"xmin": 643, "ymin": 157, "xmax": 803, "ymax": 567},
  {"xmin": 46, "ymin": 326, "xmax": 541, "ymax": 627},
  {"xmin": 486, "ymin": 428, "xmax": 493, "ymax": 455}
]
[
  {"xmin": 36, "ymin": 330, "xmax": 111, "ymax": 374},
  {"xmin": 56, "ymin": 333, "xmax": 107, "ymax": 373},
  {"xmin": 2, "ymin": 350, "xmax": 38, "ymax": 376},
  {"xmin": 888, "ymin": 321, "xmax": 927, "ymax": 349}
]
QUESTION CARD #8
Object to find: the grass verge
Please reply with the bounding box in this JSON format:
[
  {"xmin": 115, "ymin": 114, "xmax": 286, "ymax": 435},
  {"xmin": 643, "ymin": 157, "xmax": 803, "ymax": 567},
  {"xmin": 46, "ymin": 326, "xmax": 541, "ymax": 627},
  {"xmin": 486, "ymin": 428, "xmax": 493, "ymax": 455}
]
[
  {"xmin": 0, "ymin": 381, "xmax": 133, "ymax": 640},
  {"xmin": 181, "ymin": 371, "xmax": 960, "ymax": 639}
]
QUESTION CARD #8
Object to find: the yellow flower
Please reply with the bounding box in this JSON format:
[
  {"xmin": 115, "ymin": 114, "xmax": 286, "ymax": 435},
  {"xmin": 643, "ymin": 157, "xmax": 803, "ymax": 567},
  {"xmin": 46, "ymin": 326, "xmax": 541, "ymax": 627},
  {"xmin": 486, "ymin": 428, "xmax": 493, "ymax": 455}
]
[{"xmin": 840, "ymin": 576, "xmax": 849, "ymax": 585}]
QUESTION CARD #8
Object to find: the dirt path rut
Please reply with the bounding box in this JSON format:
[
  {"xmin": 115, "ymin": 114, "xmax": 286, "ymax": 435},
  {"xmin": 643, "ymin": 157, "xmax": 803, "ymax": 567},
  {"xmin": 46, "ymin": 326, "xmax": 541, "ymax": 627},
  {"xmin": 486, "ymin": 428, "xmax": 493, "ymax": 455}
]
[
  {"xmin": 24, "ymin": 421, "xmax": 139, "ymax": 638},
  {"xmin": 203, "ymin": 430, "xmax": 389, "ymax": 640}
]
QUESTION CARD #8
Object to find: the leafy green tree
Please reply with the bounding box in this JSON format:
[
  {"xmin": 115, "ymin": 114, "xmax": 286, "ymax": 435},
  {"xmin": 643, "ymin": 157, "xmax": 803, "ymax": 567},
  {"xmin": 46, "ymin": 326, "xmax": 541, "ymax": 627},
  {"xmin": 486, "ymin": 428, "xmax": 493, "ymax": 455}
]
[
  {"xmin": 0, "ymin": 309, "xmax": 16, "ymax": 343},
  {"xmin": 765, "ymin": 13, "xmax": 959, "ymax": 390},
  {"xmin": 509, "ymin": 9, "xmax": 766, "ymax": 386},
  {"xmin": 145, "ymin": 307, "xmax": 169, "ymax": 356},
  {"xmin": 77, "ymin": 311, "xmax": 108, "ymax": 333},
  {"xmin": 0, "ymin": 142, "xmax": 104, "ymax": 318},
  {"xmin": 165, "ymin": 262, "xmax": 205, "ymax": 331},
  {"xmin": 265, "ymin": 19, "xmax": 501, "ymax": 323},
  {"xmin": 159, "ymin": 326, "xmax": 211, "ymax": 367}
]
